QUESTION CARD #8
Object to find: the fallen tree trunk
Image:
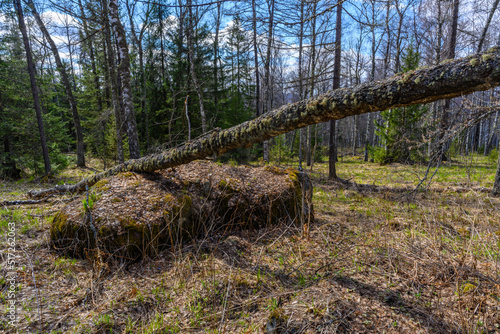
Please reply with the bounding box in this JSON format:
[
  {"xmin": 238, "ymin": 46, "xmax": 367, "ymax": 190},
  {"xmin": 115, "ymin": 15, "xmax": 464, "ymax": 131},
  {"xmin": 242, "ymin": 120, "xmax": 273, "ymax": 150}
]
[
  {"xmin": 1, "ymin": 199, "xmax": 48, "ymax": 206},
  {"xmin": 29, "ymin": 48, "xmax": 500, "ymax": 199}
]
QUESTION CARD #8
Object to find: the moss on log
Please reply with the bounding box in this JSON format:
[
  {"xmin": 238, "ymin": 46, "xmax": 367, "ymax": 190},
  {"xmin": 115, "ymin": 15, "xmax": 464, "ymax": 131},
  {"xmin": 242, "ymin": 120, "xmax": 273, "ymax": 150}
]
[
  {"xmin": 29, "ymin": 47, "xmax": 500, "ymax": 199},
  {"xmin": 50, "ymin": 161, "xmax": 312, "ymax": 259}
]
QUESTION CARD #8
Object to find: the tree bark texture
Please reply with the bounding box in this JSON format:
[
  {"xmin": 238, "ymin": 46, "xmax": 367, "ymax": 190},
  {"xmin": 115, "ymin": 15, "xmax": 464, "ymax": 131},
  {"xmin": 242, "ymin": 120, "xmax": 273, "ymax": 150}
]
[
  {"xmin": 14, "ymin": 0, "xmax": 51, "ymax": 175},
  {"xmin": 78, "ymin": 0, "xmax": 103, "ymax": 115},
  {"xmin": 27, "ymin": 0, "xmax": 86, "ymax": 167},
  {"xmin": 252, "ymin": 0, "xmax": 260, "ymax": 118},
  {"xmin": 436, "ymin": 0, "xmax": 460, "ymax": 160},
  {"xmin": 126, "ymin": 0, "xmax": 149, "ymax": 151},
  {"xmin": 477, "ymin": 0, "xmax": 499, "ymax": 53},
  {"xmin": 108, "ymin": 0, "xmax": 141, "ymax": 159},
  {"xmin": 493, "ymin": 147, "xmax": 500, "ymax": 195},
  {"xmin": 28, "ymin": 48, "xmax": 500, "ymax": 198},
  {"xmin": 262, "ymin": 0, "xmax": 275, "ymax": 163},
  {"xmin": 102, "ymin": 0, "xmax": 124, "ymax": 163},
  {"xmin": 187, "ymin": 0, "xmax": 207, "ymax": 134},
  {"xmin": 329, "ymin": 0, "xmax": 342, "ymax": 179}
]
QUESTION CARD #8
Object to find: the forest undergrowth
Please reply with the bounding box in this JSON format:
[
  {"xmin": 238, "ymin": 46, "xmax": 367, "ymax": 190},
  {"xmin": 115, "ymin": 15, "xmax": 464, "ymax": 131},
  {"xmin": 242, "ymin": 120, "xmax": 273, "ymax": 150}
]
[{"xmin": 1, "ymin": 154, "xmax": 499, "ymax": 333}]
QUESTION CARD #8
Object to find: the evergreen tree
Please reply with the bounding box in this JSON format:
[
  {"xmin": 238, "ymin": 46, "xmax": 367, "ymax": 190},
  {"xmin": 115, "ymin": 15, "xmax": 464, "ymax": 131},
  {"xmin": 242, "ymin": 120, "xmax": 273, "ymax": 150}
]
[
  {"xmin": 219, "ymin": 16, "xmax": 253, "ymax": 129},
  {"xmin": 0, "ymin": 16, "xmax": 69, "ymax": 177},
  {"xmin": 373, "ymin": 44, "xmax": 427, "ymax": 164}
]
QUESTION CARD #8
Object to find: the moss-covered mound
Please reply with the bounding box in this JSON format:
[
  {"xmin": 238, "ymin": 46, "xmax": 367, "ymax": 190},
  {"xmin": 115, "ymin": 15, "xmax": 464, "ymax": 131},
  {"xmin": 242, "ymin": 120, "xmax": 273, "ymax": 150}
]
[{"xmin": 50, "ymin": 161, "xmax": 313, "ymax": 260}]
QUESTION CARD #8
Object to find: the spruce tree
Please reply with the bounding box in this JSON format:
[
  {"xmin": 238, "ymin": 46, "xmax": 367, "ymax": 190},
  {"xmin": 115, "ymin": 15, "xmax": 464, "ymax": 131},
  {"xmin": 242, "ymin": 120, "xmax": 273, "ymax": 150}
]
[{"xmin": 373, "ymin": 44, "xmax": 427, "ymax": 164}]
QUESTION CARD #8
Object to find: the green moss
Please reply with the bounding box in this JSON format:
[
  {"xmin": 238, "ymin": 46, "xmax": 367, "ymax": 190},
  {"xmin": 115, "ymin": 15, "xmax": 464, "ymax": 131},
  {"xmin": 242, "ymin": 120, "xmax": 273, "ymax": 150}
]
[
  {"xmin": 462, "ymin": 283, "xmax": 476, "ymax": 294},
  {"xmin": 306, "ymin": 100, "xmax": 319, "ymax": 112},
  {"xmin": 470, "ymin": 58, "xmax": 479, "ymax": 66},
  {"xmin": 120, "ymin": 172, "xmax": 135, "ymax": 178},
  {"xmin": 264, "ymin": 165, "xmax": 285, "ymax": 175},
  {"xmin": 50, "ymin": 211, "xmax": 70, "ymax": 239},
  {"xmin": 118, "ymin": 216, "xmax": 137, "ymax": 228},
  {"xmin": 163, "ymin": 194, "xmax": 180, "ymax": 219},
  {"xmin": 111, "ymin": 197, "xmax": 122, "ymax": 203},
  {"xmin": 98, "ymin": 225, "xmax": 111, "ymax": 236},
  {"xmin": 487, "ymin": 46, "xmax": 499, "ymax": 53},
  {"xmin": 94, "ymin": 179, "xmax": 109, "ymax": 190},
  {"xmin": 402, "ymin": 72, "xmax": 412, "ymax": 83},
  {"xmin": 414, "ymin": 77, "xmax": 421, "ymax": 85},
  {"xmin": 147, "ymin": 196, "xmax": 162, "ymax": 210},
  {"xmin": 482, "ymin": 54, "xmax": 492, "ymax": 62},
  {"xmin": 319, "ymin": 97, "xmax": 329, "ymax": 108},
  {"xmin": 178, "ymin": 195, "xmax": 192, "ymax": 218},
  {"xmin": 164, "ymin": 193, "xmax": 177, "ymax": 205}
]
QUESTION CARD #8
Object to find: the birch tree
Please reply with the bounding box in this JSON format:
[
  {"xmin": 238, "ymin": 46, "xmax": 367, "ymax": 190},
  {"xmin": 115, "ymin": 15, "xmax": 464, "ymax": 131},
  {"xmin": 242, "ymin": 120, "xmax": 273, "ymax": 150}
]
[
  {"xmin": 187, "ymin": 0, "xmax": 207, "ymax": 134},
  {"xmin": 108, "ymin": 0, "xmax": 141, "ymax": 159}
]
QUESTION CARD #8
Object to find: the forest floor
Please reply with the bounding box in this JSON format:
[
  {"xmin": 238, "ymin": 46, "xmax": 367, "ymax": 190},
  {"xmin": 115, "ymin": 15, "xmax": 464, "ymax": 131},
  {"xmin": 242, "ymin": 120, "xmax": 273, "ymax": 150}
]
[{"xmin": 1, "ymin": 154, "xmax": 500, "ymax": 333}]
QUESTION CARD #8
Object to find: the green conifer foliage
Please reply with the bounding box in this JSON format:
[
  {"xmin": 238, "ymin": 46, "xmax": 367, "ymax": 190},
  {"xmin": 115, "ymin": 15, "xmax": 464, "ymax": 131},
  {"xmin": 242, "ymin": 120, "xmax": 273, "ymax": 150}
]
[{"xmin": 372, "ymin": 44, "xmax": 427, "ymax": 164}]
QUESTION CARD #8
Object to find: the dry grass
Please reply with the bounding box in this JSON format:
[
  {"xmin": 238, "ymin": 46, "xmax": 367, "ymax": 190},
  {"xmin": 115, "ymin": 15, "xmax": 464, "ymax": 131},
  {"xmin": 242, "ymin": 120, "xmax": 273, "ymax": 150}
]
[{"xmin": 1, "ymin": 155, "xmax": 500, "ymax": 333}]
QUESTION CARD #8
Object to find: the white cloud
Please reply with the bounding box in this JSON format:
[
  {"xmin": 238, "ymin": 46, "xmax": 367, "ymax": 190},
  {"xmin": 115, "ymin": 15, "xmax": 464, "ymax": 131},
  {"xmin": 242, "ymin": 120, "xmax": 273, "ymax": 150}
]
[{"xmin": 40, "ymin": 10, "xmax": 78, "ymax": 28}]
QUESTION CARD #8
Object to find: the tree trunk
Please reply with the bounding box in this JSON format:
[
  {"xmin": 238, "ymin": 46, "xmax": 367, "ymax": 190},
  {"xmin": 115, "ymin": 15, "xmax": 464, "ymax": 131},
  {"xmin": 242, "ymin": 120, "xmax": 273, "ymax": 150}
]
[
  {"xmin": 28, "ymin": 48, "xmax": 500, "ymax": 198},
  {"xmin": 13, "ymin": 0, "xmax": 51, "ymax": 175},
  {"xmin": 126, "ymin": 0, "xmax": 150, "ymax": 152},
  {"xmin": 187, "ymin": 0, "xmax": 207, "ymax": 134},
  {"xmin": 329, "ymin": 0, "xmax": 342, "ymax": 179},
  {"xmin": 213, "ymin": 1, "xmax": 221, "ymax": 115},
  {"xmin": 78, "ymin": 0, "xmax": 103, "ymax": 115},
  {"xmin": 102, "ymin": 0, "xmax": 124, "ymax": 163},
  {"xmin": 366, "ymin": 0, "xmax": 381, "ymax": 161},
  {"xmin": 262, "ymin": 0, "xmax": 275, "ymax": 163},
  {"xmin": 383, "ymin": 0, "xmax": 392, "ymax": 78},
  {"xmin": 298, "ymin": 0, "xmax": 305, "ymax": 169},
  {"xmin": 436, "ymin": 0, "xmax": 460, "ymax": 160},
  {"xmin": 364, "ymin": 113, "xmax": 372, "ymax": 161},
  {"xmin": 27, "ymin": 0, "xmax": 86, "ymax": 167},
  {"xmin": 436, "ymin": 0, "xmax": 444, "ymax": 64},
  {"xmin": 394, "ymin": 0, "xmax": 406, "ymax": 73},
  {"xmin": 306, "ymin": 0, "xmax": 318, "ymax": 167},
  {"xmin": 252, "ymin": 0, "xmax": 260, "ymax": 119},
  {"xmin": 477, "ymin": 0, "xmax": 500, "ymax": 53},
  {"xmin": 485, "ymin": 95, "xmax": 498, "ymax": 155},
  {"xmin": 109, "ymin": 0, "xmax": 141, "ymax": 159},
  {"xmin": 493, "ymin": 148, "xmax": 500, "ymax": 195}
]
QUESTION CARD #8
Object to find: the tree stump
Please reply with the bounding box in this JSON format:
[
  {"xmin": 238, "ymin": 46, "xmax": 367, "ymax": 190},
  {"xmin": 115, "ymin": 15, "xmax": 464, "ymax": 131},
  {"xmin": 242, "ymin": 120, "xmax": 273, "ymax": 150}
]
[{"xmin": 50, "ymin": 161, "xmax": 313, "ymax": 260}]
